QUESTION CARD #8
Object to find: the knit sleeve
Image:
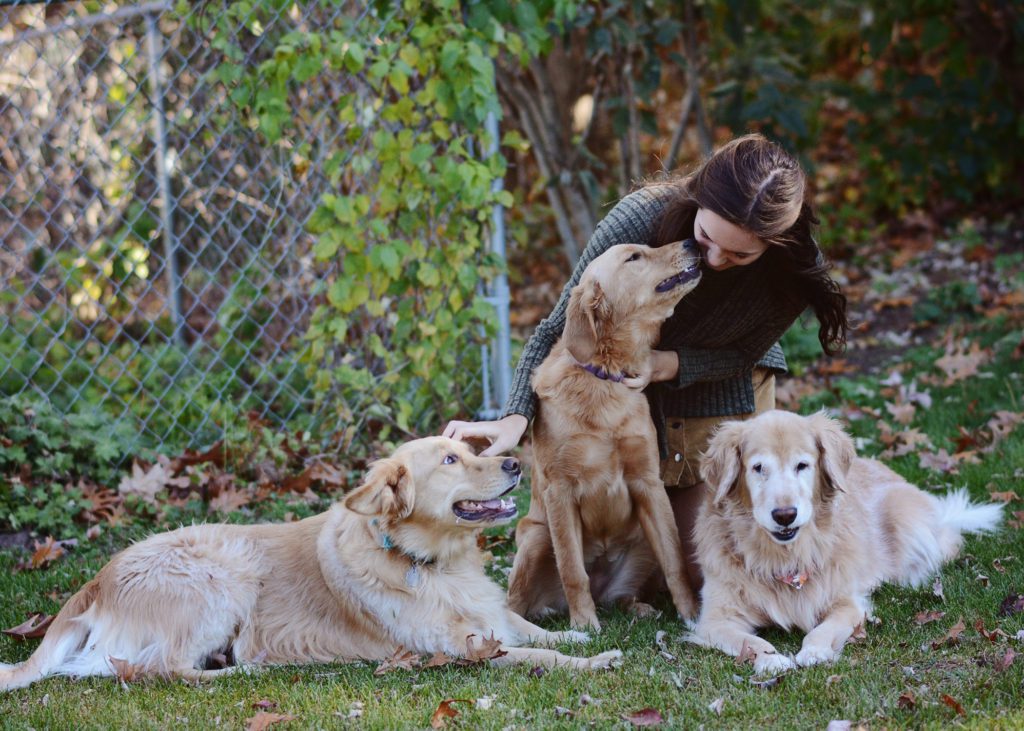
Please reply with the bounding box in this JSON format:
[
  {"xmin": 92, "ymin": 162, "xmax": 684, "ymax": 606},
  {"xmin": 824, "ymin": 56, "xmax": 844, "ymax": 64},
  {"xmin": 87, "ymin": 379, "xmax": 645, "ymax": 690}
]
[{"xmin": 501, "ymin": 186, "xmax": 676, "ymax": 420}]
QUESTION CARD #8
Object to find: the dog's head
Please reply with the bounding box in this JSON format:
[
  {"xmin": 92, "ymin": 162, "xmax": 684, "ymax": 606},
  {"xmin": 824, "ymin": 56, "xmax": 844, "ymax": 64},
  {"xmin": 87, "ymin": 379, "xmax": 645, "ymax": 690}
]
[
  {"xmin": 344, "ymin": 436, "xmax": 520, "ymax": 530},
  {"xmin": 563, "ymin": 241, "xmax": 701, "ymax": 362},
  {"xmin": 700, "ymin": 410, "xmax": 855, "ymax": 545}
]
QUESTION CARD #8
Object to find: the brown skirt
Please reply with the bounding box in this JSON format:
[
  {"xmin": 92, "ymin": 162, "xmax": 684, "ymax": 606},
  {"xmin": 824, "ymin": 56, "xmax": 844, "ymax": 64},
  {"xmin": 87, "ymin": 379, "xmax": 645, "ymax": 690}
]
[{"xmin": 659, "ymin": 368, "xmax": 777, "ymax": 489}]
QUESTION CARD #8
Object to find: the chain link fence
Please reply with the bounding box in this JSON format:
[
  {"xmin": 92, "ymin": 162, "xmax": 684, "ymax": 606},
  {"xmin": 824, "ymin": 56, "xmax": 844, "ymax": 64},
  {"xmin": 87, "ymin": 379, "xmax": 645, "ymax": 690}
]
[{"xmin": 0, "ymin": 0, "xmax": 509, "ymax": 458}]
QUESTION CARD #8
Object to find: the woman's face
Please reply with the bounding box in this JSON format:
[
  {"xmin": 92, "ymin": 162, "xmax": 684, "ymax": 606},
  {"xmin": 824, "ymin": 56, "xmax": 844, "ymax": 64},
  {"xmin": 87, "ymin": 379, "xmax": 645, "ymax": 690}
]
[{"xmin": 694, "ymin": 208, "xmax": 768, "ymax": 271}]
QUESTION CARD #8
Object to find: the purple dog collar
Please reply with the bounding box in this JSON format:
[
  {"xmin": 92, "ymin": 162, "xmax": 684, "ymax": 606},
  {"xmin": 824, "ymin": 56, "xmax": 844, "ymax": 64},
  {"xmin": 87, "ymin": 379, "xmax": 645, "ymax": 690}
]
[{"xmin": 576, "ymin": 361, "xmax": 628, "ymax": 383}]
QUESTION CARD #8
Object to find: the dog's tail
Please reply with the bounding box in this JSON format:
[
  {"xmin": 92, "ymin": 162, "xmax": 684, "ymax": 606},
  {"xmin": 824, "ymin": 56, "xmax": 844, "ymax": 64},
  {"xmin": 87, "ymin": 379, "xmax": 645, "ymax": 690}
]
[
  {"xmin": 895, "ymin": 488, "xmax": 1002, "ymax": 588},
  {"xmin": 0, "ymin": 578, "xmax": 100, "ymax": 691},
  {"xmin": 935, "ymin": 487, "xmax": 1003, "ymax": 536}
]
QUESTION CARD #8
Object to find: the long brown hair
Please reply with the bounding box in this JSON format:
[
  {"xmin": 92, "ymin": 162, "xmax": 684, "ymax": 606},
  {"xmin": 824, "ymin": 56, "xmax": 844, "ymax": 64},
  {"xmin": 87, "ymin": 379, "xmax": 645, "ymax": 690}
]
[{"xmin": 651, "ymin": 134, "xmax": 849, "ymax": 355}]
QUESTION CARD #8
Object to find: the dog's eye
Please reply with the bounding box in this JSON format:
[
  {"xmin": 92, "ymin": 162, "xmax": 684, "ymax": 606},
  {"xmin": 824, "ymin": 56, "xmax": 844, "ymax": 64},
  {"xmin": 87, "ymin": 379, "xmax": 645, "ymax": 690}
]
[
  {"xmin": 442, "ymin": 454, "xmax": 458, "ymax": 465},
  {"xmin": 752, "ymin": 464, "xmax": 763, "ymax": 474},
  {"xmin": 625, "ymin": 252, "xmax": 641, "ymax": 262},
  {"xmin": 796, "ymin": 462, "xmax": 809, "ymax": 472}
]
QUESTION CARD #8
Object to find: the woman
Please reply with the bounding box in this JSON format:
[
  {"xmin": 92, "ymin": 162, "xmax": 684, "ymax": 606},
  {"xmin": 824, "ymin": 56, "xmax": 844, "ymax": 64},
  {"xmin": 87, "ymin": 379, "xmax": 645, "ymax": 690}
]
[{"xmin": 445, "ymin": 133, "xmax": 848, "ymax": 497}]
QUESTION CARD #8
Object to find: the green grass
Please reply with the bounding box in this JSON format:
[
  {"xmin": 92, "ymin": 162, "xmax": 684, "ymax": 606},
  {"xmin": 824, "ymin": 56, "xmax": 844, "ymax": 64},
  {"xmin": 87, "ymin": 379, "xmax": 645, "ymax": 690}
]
[{"xmin": 2, "ymin": 333, "xmax": 1023, "ymax": 729}]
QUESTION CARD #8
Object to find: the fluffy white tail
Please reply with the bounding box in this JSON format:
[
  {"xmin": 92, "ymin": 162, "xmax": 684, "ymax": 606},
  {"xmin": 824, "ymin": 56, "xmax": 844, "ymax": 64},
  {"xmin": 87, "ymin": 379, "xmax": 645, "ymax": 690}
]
[{"xmin": 935, "ymin": 487, "xmax": 1003, "ymax": 535}]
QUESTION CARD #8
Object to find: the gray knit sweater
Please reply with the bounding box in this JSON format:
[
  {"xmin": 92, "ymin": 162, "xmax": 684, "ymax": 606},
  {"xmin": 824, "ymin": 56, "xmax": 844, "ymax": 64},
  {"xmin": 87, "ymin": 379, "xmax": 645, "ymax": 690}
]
[{"xmin": 501, "ymin": 184, "xmax": 809, "ymax": 453}]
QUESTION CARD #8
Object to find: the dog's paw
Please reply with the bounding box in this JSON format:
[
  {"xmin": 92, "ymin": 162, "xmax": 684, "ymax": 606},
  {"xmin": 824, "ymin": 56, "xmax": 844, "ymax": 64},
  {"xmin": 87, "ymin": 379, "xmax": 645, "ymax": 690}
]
[
  {"xmin": 795, "ymin": 644, "xmax": 837, "ymax": 667},
  {"xmin": 585, "ymin": 649, "xmax": 623, "ymax": 670},
  {"xmin": 561, "ymin": 630, "xmax": 590, "ymax": 644},
  {"xmin": 570, "ymin": 612, "xmax": 601, "ymax": 633},
  {"xmin": 752, "ymin": 650, "xmax": 796, "ymax": 675}
]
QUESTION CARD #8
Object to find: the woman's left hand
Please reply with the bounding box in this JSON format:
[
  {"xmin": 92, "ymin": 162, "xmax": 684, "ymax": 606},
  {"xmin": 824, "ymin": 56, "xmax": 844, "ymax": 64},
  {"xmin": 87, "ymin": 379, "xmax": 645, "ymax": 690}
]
[{"xmin": 623, "ymin": 349, "xmax": 679, "ymax": 390}]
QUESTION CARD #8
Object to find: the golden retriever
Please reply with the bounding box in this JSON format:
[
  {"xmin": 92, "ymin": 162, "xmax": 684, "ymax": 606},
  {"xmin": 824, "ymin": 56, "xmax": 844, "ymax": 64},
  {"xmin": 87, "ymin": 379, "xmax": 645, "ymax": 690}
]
[
  {"xmin": 508, "ymin": 241, "xmax": 702, "ymax": 630},
  {"xmin": 687, "ymin": 410, "xmax": 1002, "ymax": 674},
  {"xmin": 0, "ymin": 437, "xmax": 621, "ymax": 690}
]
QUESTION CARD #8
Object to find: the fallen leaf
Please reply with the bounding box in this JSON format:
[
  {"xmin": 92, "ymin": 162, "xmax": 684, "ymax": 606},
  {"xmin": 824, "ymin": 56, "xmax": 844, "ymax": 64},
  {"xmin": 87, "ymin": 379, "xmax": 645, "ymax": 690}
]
[
  {"xmin": 2, "ymin": 613, "xmax": 54, "ymax": 640},
  {"xmin": 708, "ymin": 697, "xmax": 725, "ymax": 715},
  {"xmin": 994, "ymin": 648, "xmax": 1016, "ymax": 672},
  {"xmin": 118, "ymin": 461, "xmax": 185, "ymax": 505},
  {"xmin": 623, "ymin": 708, "xmax": 664, "ymax": 726},
  {"xmin": 463, "ymin": 632, "xmax": 507, "ymax": 664},
  {"xmin": 826, "ymin": 674, "xmax": 843, "ymax": 685},
  {"xmin": 750, "ymin": 675, "xmax": 783, "ymax": 690},
  {"xmin": 976, "ymin": 574, "xmax": 990, "ymax": 587},
  {"xmin": 919, "ymin": 449, "xmax": 960, "ymax": 474},
  {"xmin": 849, "ymin": 623, "xmax": 867, "ymax": 643},
  {"xmin": 932, "ymin": 618, "xmax": 966, "ymax": 649},
  {"xmin": 252, "ymin": 700, "xmax": 278, "ymax": 710},
  {"xmin": 885, "ymin": 402, "xmax": 916, "ymax": 425},
  {"xmin": 430, "ymin": 699, "xmax": 473, "ymax": 729},
  {"xmin": 18, "ymin": 537, "xmax": 68, "ymax": 571},
  {"xmin": 374, "ymin": 646, "xmax": 420, "ymax": 676},
  {"xmin": 914, "ymin": 610, "xmax": 945, "ymax": 625},
  {"xmin": 109, "ymin": 657, "xmax": 144, "ymax": 683},
  {"xmin": 935, "ymin": 340, "xmax": 989, "ymax": 385},
  {"xmin": 826, "ymin": 722, "xmax": 852, "ymax": 731},
  {"xmin": 999, "ymin": 593, "xmax": 1024, "ymax": 616},
  {"xmin": 423, "ymin": 651, "xmax": 455, "ymax": 668},
  {"xmin": 476, "ymin": 696, "xmax": 495, "ymax": 711},
  {"xmin": 528, "ymin": 665, "xmax": 545, "ymax": 678},
  {"xmin": 988, "ymin": 490, "xmax": 1020, "ymax": 504},
  {"xmin": 897, "ymin": 690, "xmax": 916, "ymax": 710},
  {"xmin": 975, "ymin": 619, "xmax": 1008, "ymax": 642},
  {"xmin": 734, "ymin": 639, "xmax": 756, "ymax": 666},
  {"xmin": 941, "ymin": 693, "xmax": 965, "ymax": 716},
  {"xmin": 933, "ymin": 577, "xmax": 946, "ymax": 602},
  {"xmin": 208, "ymin": 486, "xmax": 252, "ymax": 514},
  {"xmin": 245, "ymin": 712, "xmax": 297, "ymax": 731},
  {"xmin": 992, "ymin": 558, "xmax": 1007, "ymax": 574}
]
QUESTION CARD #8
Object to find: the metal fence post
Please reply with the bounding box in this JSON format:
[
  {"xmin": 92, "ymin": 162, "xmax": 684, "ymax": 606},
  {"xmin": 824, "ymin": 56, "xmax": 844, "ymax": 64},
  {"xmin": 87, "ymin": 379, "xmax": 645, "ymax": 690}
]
[{"xmin": 144, "ymin": 9, "xmax": 184, "ymax": 347}]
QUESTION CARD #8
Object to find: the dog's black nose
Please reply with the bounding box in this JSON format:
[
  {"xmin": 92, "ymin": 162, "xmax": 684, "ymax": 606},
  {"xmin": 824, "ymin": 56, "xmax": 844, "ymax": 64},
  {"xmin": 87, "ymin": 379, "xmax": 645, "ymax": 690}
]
[
  {"xmin": 502, "ymin": 458, "xmax": 521, "ymax": 474},
  {"xmin": 771, "ymin": 507, "xmax": 798, "ymax": 526}
]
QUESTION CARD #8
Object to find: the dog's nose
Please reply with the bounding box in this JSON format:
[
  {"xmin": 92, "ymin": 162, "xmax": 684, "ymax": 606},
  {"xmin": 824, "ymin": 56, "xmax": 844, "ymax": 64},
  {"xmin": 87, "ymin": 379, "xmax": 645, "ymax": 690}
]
[
  {"xmin": 502, "ymin": 458, "xmax": 521, "ymax": 474},
  {"xmin": 771, "ymin": 507, "xmax": 798, "ymax": 526},
  {"xmin": 681, "ymin": 238, "xmax": 698, "ymax": 254}
]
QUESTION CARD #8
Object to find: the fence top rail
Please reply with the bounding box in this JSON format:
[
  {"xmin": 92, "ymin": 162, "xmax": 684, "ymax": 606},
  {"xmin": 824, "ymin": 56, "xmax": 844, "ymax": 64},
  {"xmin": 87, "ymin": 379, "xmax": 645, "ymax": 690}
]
[{"xmin": 0, "ymin": 0, "xmax": 172, "ymax": 48}]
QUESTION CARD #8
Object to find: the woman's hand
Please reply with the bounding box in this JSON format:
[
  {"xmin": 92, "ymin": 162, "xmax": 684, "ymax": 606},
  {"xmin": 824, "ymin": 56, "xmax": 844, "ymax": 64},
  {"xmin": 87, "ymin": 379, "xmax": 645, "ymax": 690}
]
[
  {"xmin": 442, "ymin": 414, "xmax": 529, "ymax": 456},
  {"xmin": 622, "ymin": 350, "xmax": 679, "ymax": 390}
]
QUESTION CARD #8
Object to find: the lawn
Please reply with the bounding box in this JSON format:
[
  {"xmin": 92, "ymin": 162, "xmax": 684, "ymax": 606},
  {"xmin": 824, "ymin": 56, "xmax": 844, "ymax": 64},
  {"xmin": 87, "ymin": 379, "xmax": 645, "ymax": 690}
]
[{"xmin": 2, "ymin": 235, "xmax": 1023, "ymax": 729}]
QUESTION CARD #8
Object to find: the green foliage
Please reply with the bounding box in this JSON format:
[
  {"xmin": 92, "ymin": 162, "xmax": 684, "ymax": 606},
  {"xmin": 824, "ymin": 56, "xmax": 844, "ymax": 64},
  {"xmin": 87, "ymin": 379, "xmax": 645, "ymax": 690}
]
[
  {"xmin": 197, "ymin": 0, "xmax": 523, "ymax": 452},
  {"xmin": 0, "ymin": 396, "xmax": 135, "ymax": 535}
]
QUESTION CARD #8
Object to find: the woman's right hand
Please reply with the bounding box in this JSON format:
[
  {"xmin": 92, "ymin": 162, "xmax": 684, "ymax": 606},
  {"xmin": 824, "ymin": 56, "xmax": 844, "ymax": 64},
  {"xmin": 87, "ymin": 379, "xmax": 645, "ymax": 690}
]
[{"xmin": 442, "ymin": 414, "xmax": 528, "ymax": 457}]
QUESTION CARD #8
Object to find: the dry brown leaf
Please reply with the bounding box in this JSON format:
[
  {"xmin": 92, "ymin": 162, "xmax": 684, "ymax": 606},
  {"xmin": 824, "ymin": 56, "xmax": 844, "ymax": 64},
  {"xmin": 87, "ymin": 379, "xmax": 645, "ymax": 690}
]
[
  {"xmin": 17, "ymin": 537, "xmax": 70, "ymax": 571},
  {"xmin": 245, "ymin": 712, "xmax": 297, "ymax": 731},
  {"xmin": 430, "ymin": 699, "xmax": 473, "ymax": 729},
  {"xmin": 988, "ymin": 490, "xmax": 1020, "ymax": 504},
  {"xmin": 623, "ymin": 708, "xmax": 664, "ymax": 726},
  {"xmin": 935, "ymin": 340, "xmax": 989, "ymax": 385},
  {"xmin": 918, "ymin": 449, "xmax": 960, "ymax": 474},
  {"xmin": 941, "ymin": 693, "xmax": 965, "ymax": 716},
  {"xmin": 109, "ymin": 657, "xmax": 144, "ymax": 683},
  {"xmin": 77, "ymin": 480, "xmax": 124, "ymax": 525},
  {"xmin": 992, "ymin": 558, "xmax": 1007, "ymax": 574},
  {"xmin": 994, "ymin": 648, "xmax": 1016, "ymax": 672},
  {"xmin": 914, "ymin": 610, "xmax": 945, "ymax": 625},
  {"xmin": 849, "ymin": 623, "xmax": 867, "ymax": 643},
  {"xmin": 423, "ymin": 651, "xmax": 455, "ymax": 668},
  {"xmin": 931, "ymin": 617, "xmax": 966, "ymax": 649},
  {"xmin": 885, "ymin": 402, "xmax": 916, "ymax": 426},
  {"xmin": 708, "ymin": 697, "xmax": 725, "ymax": 715},
  {"xmin": 463, "ymin": 632, "xmax": 507, "ymax": 664},
  {"xmin": 974, "ymin": 619, "xmax": 1008, "ymax": 642},
  {"xmin": 999, "ymin": 593, "xmax": 1024, "ymax": 616},
  {"xmin": 208, "ymin": 486, "xmax": 252, "ymax": 514},
  {"xmin": 734, "ymin": 639, "xmax": 757, "ymax": 666},
  {"xmin": 168, "ymin": 441, "xmax": 227, "ymax": 473},
  {"xmin": 252, "ymin": 700, "xmax": 278, "ymax": 710},
  {"xmin": 374, "ymin": 646, "xmax": 421, "ymax": 676},
  {"xmin": 2, "ymin": 613, "xmax": 54, "ymax": 640},
  {"xmin": 933, "ymin": 577, "xmax": 946, "ymax": 602},
  {"xmin": 118, "ymin": 461, "xmax": 177, "ymax": 504},
  {"xmin": 897, "ymin": 690, "xmax": 916, "ymax": 710}
]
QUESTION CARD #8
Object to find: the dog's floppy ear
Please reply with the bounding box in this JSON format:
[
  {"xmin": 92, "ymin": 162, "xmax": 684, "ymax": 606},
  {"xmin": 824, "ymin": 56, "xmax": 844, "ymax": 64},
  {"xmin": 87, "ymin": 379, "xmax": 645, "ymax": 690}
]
[
  {"xmin": 808, "ymin": 411, "xmax": 855, "ymax": 496},
  {"xmin": 344, "ymin": 458, "xmax": 414, "ymax": 519},
  {"xmin": 563, "ymin": 277, "xmax": 612, "ymax": 363},
  {"xmin": 700, "ymin": 420, "xmax": 746, "ymax": 505}
]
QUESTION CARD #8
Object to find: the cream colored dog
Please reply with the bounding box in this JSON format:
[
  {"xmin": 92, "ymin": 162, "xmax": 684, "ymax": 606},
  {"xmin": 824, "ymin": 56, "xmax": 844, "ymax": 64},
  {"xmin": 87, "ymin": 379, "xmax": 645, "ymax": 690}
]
[
  {"xmin": 687, "ymin": 410, "xmax": 1002, "ymax": 674},
  {"xmin": 508, "ymin": 241, "xmax": 702, "ymax": 630},
  {"xmin": 0, "ymin": 437, "xmax": 621, "ymax": 690}
]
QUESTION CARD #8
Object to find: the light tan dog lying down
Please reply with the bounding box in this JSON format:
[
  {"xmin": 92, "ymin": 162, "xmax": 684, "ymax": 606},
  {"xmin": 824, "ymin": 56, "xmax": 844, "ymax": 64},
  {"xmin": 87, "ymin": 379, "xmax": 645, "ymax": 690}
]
[
  {"xmin": 0, "ymin": 437, "xmax": 620, "ymax": 690},
  {"xmin": 508, "ymin": 241, "xmax": 702, "ymax": 630},
  {"xmin": 687, "ymin": 410, "xmax": 1002, "ymax": 674}
]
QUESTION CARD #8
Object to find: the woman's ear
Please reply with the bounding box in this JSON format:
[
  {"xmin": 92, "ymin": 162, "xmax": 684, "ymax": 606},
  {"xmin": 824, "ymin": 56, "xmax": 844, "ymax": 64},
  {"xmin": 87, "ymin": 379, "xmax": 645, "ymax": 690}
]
[
  {"xmin": 344, "ymin": 458, "xmax": 414, "ymax": 519},
  {"xmin": 564, "ymin": 277, "xmax": 611, "ymax": 363},
  {"xmin": 700, "ymin": 421, "xmax": 746, "ymax": 505},
  {"xmin": 808, "ymin": 411, "xmax": 855, "ymax": 496}
]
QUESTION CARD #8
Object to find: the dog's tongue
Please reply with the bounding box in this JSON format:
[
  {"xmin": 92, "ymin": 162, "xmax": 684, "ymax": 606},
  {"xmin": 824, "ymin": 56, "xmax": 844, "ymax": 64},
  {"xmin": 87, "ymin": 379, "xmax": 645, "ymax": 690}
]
[{"xmin": 479, "ymin": 498, "xmax": 503, "ymax": 509}]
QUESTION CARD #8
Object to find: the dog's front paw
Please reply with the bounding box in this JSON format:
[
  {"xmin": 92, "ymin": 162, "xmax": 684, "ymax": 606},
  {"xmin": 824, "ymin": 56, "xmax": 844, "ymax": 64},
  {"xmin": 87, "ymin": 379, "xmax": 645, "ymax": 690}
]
[
  {"xmin": 570, "ymin": 611, "xmax": 601, "ymax": 632},
  {"xmin": 795, "ymin": 644, "xmax": 838, "ymax": 667},
  {"xmin": 752, "ymin": 650, "xmax": 795, "ymax": 675},
  {"xmin": 560, "ymin": 630, "xmax": 590, "ymax": 644},
  {"xmin": 585, "ymin": 649, "xmax": 623, "ymax": 670}
]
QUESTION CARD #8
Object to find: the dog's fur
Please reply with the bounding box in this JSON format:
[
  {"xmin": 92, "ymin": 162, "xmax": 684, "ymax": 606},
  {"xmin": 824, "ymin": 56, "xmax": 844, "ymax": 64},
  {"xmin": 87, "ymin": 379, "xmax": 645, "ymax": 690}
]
[
  {"xmin": 0, "ymin": 437, "xmax": 621, "ymax": 690},
  {"xmin": 687, "ymin": 410, "xmax": 1002, "ymax": 674},
  {"xmin": 508, "ymin": 241, "xmax": 702, "ymax": 630}
]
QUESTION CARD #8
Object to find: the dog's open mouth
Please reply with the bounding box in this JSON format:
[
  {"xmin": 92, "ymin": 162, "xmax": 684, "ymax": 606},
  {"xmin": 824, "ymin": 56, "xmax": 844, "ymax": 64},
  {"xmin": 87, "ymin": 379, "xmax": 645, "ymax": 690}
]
[
  {"xmin": 453, "ymin": 480, "xmax": 518, "ymax": 521},
  {"xmin": 771, "ymin": 527, "xmax": 800, "ymax": 542},
  {"xmin": 655, "ymin": 264, "xmax": 701, "ymax": 293},
  {"xmin": 452, "ymin": 496, "xmax": 517, "ymax": 521}
]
